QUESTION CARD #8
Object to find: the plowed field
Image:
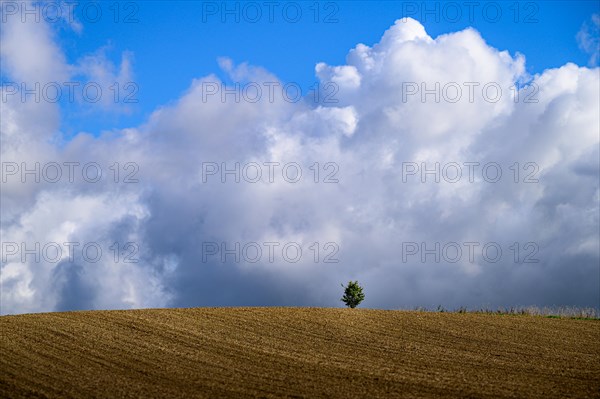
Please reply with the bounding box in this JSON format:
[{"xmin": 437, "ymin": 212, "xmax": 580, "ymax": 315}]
[{"xmin": 1, "ymin": 308, "xmax": 598, "ymax": 398}]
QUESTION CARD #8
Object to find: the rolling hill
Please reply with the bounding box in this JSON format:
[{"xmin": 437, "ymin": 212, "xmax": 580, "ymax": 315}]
[{"xmin": 1, "ymin": 308, "xmax": 598, "ymax": 398}]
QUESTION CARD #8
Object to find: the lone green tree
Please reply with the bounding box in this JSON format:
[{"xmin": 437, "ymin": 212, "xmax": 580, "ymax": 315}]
[{"xmin": 341, "ymin": 281, "xmax": 365, "ymax": 308}]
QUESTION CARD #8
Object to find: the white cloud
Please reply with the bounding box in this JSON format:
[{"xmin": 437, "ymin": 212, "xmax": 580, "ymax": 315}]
[
  {"xmin": 0, "ymin": 2, "xmax": 136, "ymax": 119},
  {"xmin": 577, "ymin": 14, "xmax": 600, "ymax": 66},
  {"xmin": 0, "ymin": 3, "xmax": 70, "ymax": 85},
  {"xmin": 1, "ymin": 18, "xmax": 598, "ymax": 314},
  {"xmin": 73, "ymin": 47, "xmax": 136, "ymax": 112}
]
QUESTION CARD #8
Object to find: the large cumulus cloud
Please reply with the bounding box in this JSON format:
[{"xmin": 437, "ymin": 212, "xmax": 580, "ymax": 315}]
[{"xmin": 1, "ymin": 16, "xmax": 598, "ymax": 314}]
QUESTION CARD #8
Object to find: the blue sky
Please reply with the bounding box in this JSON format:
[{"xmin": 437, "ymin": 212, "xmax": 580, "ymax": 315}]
[
  {"xmin": 1, "ymin": 1, "xmax": 599, "ymax": 314},
  {"xmin": 27, "ymin": 0, "xmax": 600, "ymax": 136}
]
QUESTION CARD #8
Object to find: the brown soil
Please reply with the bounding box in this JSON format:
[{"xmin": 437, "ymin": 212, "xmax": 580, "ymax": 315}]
[{"xmin": 1, "ymin": 308, "xmax": 598, "ymax": 398}]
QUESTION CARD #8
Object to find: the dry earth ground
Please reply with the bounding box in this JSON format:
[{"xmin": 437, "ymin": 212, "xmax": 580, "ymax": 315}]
[{"xmin": 1, "ymin": 308, "xmax": 599, "ymax": 398}]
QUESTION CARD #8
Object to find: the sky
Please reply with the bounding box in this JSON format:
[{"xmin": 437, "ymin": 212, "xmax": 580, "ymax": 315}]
[{"xmin": 1, "ymin": 1, "xmax": 599, "ymax": 314}]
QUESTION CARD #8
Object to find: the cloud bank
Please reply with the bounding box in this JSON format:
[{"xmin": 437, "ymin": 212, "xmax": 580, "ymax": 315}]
[{"xmin": 1, "ymin": 16, "xmax": 599, "ymax": 314}]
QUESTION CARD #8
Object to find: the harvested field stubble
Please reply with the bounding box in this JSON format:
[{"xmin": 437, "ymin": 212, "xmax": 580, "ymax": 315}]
[{"xmin": 1, "ymin": 308, "xmax": 599, "ymax": 398}]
